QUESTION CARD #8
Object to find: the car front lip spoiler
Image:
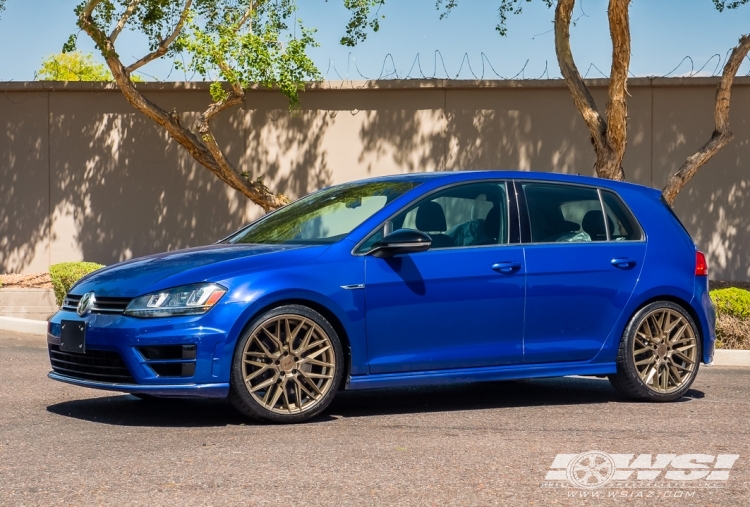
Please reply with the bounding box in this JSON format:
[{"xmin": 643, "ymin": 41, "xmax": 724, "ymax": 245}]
[{"xmin": 47, "ymin": 372, "xmax": 229, "ymax": 398}]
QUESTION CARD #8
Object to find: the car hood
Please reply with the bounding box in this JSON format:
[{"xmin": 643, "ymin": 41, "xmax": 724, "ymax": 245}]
[{"xmin": 71, "ymin": 243, "xmax": 326, "ymax": 298}]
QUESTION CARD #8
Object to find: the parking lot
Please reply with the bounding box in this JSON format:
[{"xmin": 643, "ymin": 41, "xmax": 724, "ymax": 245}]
[{"xmin": 1, "ymin": 330, "xmax": 749, "ymax": 506}]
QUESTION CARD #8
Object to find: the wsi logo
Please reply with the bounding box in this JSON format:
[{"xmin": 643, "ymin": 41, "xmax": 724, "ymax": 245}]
[{"xmin": 543, "ymin": 451, "xmax": 740, "ymax": 489}]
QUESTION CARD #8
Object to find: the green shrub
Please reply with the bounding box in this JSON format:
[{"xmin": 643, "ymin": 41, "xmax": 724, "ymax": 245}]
[
  {"xmin": 49, "ymin": 262, "xmax": 105, "ymax": 306},
  {"xmin": 710, "ymin": 288, "xmax": 750, "ymax": 349},
  {"xmin": 711, "ymin": 288, "xmax": 750, "ymax": 320}
]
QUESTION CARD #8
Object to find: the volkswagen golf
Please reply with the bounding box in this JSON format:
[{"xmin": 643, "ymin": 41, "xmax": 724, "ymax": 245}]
[{"xmin": 47, "ymin": 171, "xmax": 716, "ymax": 423}]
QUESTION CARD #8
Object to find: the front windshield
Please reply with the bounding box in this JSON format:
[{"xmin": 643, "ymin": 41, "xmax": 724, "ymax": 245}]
[{"xmin": 227, "ymin": 180, "xmax": 420, "ymax": 245}]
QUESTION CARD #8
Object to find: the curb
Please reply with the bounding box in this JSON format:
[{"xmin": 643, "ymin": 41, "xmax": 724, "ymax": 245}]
[
  {"xmin": 0, "ymin": 316, "xmax": 47, "ymax": 336},
  {"xmin": 712, "ymin": 349, "xmax": 750, "ymax": 367}
]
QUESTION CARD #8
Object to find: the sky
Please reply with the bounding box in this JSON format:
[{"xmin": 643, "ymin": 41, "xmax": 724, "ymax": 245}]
[{"xmin": 0, "ymin": 0, "xmax": 748, "ymax": 81}]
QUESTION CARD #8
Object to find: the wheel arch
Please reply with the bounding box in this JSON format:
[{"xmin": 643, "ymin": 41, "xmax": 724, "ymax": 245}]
[
  {"xmin": 623, "ymin": 294, "xmax": 704, "ymax": 360},
  {"xmin": 231, "ymin": 297, "xmax": 353, "ymax": 389}
]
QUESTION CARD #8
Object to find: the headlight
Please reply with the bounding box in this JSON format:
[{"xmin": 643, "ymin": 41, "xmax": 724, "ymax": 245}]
[{"xmin": 124, "ymin": 283, "xmax": 227, "ymax": 318}]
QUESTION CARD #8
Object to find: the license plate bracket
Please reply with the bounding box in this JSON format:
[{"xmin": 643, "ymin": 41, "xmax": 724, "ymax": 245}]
[{"xmin": 60, "ymin": 320, "xmax": 86, "ymax": 354}]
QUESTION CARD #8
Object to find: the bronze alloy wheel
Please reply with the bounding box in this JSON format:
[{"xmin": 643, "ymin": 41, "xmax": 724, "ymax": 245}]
[
  {"xmin": 631, "ymin": 307, "xmax": 698, "ymax": 394},
  {"xmin": 229, "ymin": 305, "xmax": 343, "ymax": 422},
  {"xmin": 609, "ymin": 301, "xmax": 701, "ymax": 402}
]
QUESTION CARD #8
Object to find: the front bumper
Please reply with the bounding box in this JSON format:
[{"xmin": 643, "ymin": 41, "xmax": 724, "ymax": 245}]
[{"xmin": 46, "ymin": 302, "xmax": 245, "ymax": 396}]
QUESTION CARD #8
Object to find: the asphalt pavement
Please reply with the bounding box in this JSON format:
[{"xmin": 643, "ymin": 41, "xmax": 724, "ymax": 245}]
[{"xmin": 1, "ymin": 331, "xmax": 749, "ymax": 507}]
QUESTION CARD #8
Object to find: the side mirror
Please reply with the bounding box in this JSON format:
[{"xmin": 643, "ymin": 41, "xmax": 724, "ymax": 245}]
[{"xmin": 368, "ymin": 229, "xmax": 432, "ymax": 258}]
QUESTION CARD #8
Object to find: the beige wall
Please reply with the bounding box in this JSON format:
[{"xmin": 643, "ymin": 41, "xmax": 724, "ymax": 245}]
[{"xmin": 1, "ymin": 78, "xmax": 748, "ymax": 280}]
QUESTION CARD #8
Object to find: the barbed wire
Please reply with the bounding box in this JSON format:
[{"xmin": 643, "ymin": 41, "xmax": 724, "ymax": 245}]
[{"xmin": 323, "ymin": 50, "xmax": 750, "ymax": 82}]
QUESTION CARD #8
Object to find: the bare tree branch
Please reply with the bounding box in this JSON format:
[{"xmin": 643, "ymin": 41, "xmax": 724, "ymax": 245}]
[
  {"xmin": 110, "ymin": 0, "xmax": 142, "ymax": 43},
  {"xmin": 236, "ymin": 1, "xmax": 257, "ymax": 33},
  {"xmin": 555, "ymin": 0, "xmax": 623, "ymax": 179},
  {"xmin": 603, "ymin": 0, "xmax": 630, "ymax": 181},
  {"xmin": 216, "ymin": 60, "xmax": 244, "ymax": 96},
  {"xmin": 125, "ymin": 0, "xmax": 192, "ymax": 74},
  {"xmin": 81, "ymin": 0, "xmax": 101, "ymax": 18},
  {"xmin": 662, "ymin": 33, "xmax": 750, "ymax": 205},
  {"xmin": 198, "ymin": 91, "xmax": 289, "ymax": 213}
]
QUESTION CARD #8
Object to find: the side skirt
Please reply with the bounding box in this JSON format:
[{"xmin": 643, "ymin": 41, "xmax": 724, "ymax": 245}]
[{"xmin": 346, "ymin": 362, "xmax": 617, "ymax": 390}]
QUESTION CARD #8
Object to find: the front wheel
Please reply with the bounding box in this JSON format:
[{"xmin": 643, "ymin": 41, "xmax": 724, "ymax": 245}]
[
  {"xmin": 609, "ymin": 301, "xmax": 701, "ymax": 402},
  {"xmin": 229, "ymin": 305, "xmax": 344, "ymax": 423}
]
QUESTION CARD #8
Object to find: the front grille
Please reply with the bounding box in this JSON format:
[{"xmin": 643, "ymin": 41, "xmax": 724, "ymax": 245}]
[
  {"xmin": 49, "ymin": 344, "xmax": 135, "ymax": 383},
  {"xmin": 62, "ymin": 294, "xmax": 81, "ymax": 311},
  {"xmin": 61, "ymin": 294, "xmax": 132, "ymax": 315}
]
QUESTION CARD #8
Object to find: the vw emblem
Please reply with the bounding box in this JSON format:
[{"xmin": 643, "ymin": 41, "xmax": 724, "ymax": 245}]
[{"xmin": 77, "ymin": 291, "xmax": 96, "ymax": 316}]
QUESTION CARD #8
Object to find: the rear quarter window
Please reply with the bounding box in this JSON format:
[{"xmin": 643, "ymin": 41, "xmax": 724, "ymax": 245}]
[{"xmin": 601, "ymin": 191, "xmax": 644, "ymax": 241}]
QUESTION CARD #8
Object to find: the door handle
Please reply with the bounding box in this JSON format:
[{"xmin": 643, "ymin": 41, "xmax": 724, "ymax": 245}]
[
  {"xmin": 611, "ymin": 258, "xmax": 637, "ymax": 270},
  {"xmin": 492, "ymin": 261, "xmax": 521, "ymax": 274}
]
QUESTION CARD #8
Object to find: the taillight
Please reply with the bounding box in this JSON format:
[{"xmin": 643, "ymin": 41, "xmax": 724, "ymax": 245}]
[{"xmin": 695, "ymin": 251, "xmax": 708, "ymax": 276}]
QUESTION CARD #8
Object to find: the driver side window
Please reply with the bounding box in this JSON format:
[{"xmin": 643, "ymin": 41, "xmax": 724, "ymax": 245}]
[{"xmin": 358, "ymin": 181, "xmax": 509, "ymax": 253}]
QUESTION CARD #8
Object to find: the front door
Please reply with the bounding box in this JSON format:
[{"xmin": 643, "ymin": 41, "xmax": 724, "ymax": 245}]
[{"xmin": 359, "ymin": 181, "xmax": 526, "ymax": 374}]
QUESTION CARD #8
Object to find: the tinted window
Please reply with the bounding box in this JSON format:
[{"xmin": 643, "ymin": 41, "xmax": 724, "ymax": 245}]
[
  {"xmin": 358, "ymin": 182, "xmax": 509, "ymax": 252},
  {"xmin": 227, "ymin": 180, "xmax": 419, "ymax": 245},
  {"xmin": 523, "ymin": 183, "xmax": 606, "ymax": 242},
  {"xmin": 602, "ymin": 191, "xmax": 643, "ymax": 241}
]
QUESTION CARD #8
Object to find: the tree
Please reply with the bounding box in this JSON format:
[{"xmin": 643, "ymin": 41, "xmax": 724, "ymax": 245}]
[
  {"xmin": 548, "ymin": 0, "xmax": 750, "ymax": 205},
  {"xmin": 69, "ymin": 0, "xmax": 322, "ymax": 212},
  {"xmin": 349, "ymin": 0, "xmax": 750, "ymax": 205},
  {"xmin": 37, "ymin": 52, "xmax": 114, "ymax": 81}
]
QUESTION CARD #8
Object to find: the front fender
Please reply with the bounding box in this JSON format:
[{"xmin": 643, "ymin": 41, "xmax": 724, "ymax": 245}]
[{"xmin": 212, "ymin": 251, "xmax": 367, "ymax": 381}]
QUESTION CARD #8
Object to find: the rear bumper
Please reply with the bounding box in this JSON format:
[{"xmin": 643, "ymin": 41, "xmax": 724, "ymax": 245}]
[
  {"xmin": 48, "ymin": 371, "xmax": 229, "ymax": 398},
  {"xmin": 693, "ymin": 276, "xmax": 716, "ymax": 365}
]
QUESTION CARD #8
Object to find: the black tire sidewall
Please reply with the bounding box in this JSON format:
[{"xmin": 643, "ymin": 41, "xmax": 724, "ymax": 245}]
[
  {"xmin": 229, "ymin": 304, "xmax": 344, "ymax": 423},
  {"xmin": 612, "ymin": 301, "xmax": 701, "ymax": 402}
]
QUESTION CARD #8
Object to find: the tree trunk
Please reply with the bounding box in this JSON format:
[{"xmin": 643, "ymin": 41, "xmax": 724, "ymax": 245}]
[
  {"xmin": 554, "ymin": 0, "xmax": 631, "ymax": 181},
  {"xmin": 79, "ymin": 1, "xmax": 289, "ymax": 213},
  {"xmin": 661, "ymin": 34, "xmax": 750, "ymax": 205}
]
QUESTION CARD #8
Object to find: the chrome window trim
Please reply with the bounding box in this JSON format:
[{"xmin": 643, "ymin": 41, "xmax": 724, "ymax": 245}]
[
  {"xmin": 517, "ymin": 180, "xmax": 646, "ymax": 246},
  {"xmin": 351, "ymin": 179, "xmax": 515, "ymax": 256}
]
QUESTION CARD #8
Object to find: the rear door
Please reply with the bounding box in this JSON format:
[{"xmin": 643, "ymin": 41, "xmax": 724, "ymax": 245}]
[{"xmin": 519, "ymin": 182, "xmax": 646, "ymax": 363}]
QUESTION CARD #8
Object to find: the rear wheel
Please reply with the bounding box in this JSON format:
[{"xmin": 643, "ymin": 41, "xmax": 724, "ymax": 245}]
[
  {"xmin": 229, "ymin": 305, "xmax": 344, "ymax": 423},
  {"xmin": 609, "ymin": 301, "xmax": 700, "ymax": 402}
]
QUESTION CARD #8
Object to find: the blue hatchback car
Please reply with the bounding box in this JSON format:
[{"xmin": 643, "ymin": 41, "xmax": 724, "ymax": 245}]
[{"xmin": 48, "ymin": 171, "xmax": 716, "ymax": 423}]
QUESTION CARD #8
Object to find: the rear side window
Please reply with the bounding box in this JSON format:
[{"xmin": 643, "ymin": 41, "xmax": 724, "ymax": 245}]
[
  {"xmin": 601, "ymin": 191, "xmax": 643, "ymax": 241},
  {"xmin": 523, "ymin": 183, "xmax": 605, "ymax": 242}
]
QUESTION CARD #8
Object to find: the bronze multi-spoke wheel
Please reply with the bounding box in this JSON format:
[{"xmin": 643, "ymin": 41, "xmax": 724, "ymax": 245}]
[
  {"xmin": 609, "ymin": 301, "xmax": 701, "ymax": 401},
  {"xmin": 229, "ymin": 305, "xmax": 344, "ymax": 423}
]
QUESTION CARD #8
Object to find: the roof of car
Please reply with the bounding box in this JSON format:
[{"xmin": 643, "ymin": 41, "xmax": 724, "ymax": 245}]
[{"xmin": 359, "ymin": 170, "xmax": 659, "ymax": 195}]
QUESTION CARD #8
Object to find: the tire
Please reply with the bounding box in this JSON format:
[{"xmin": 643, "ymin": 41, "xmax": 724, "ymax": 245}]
[
  {"xmin": 229, "ymin": 305, "xmax": 344, "ymax": 423},
  {"xmin": 129, "ymin": 393, "xmax": 159, "ymax": 401},
  {"xmin": 609, "ymin": 301, "xmax": 701, "ymax": 402}
]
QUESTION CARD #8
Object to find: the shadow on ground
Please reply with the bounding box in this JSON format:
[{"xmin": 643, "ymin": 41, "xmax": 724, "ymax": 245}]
[{"xmin": 46, "ymin": 376, "xmax": 705, "ymax": 428}]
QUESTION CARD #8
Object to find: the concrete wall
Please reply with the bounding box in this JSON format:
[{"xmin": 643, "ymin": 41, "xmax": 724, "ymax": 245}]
[{"xmin": 1, "ymin": 78, "xmax": 748, "ymax": 280}]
